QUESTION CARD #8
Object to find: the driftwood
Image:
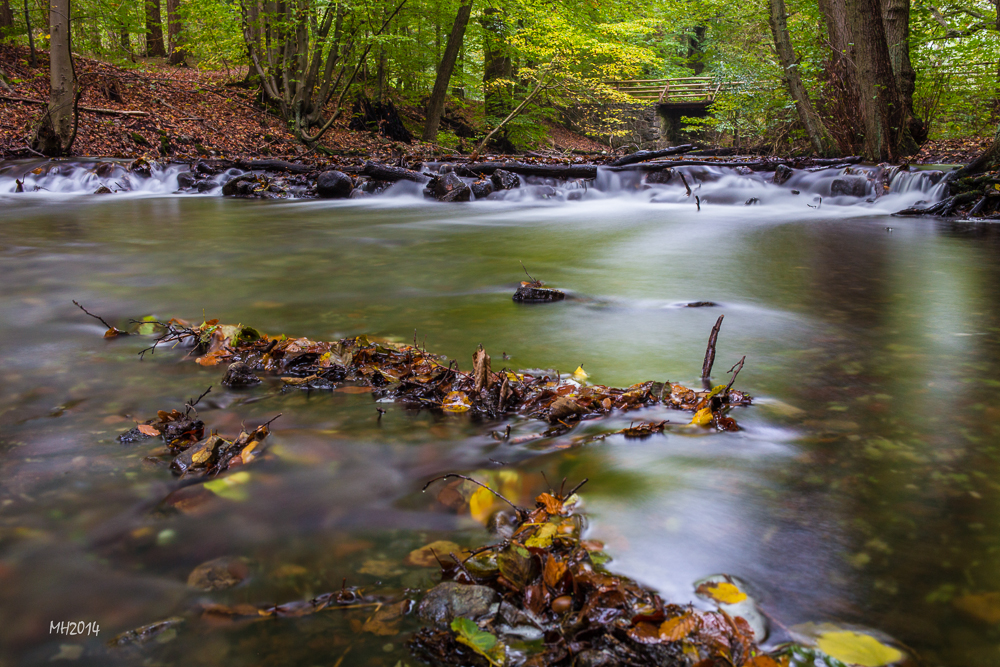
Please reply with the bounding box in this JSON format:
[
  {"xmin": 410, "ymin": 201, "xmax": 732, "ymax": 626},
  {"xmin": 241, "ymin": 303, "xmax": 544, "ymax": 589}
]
[
  {"xmin": 458, "ymin": 161, "xmax": 599, "ymax": 179},
  {"xmin": 0, "ymin": 94, "xmax": 150, "ymax": 116},
  {"xmin": 609, "ymin": 144, "xmax": 696, "ymax": 167},
  {"xmin": 235, "ymin": 159, "xmax": 316, "ymax": 174},
  {"xmin": 362, "ymin": 161, "xmax": 430, "ymax": 183}
]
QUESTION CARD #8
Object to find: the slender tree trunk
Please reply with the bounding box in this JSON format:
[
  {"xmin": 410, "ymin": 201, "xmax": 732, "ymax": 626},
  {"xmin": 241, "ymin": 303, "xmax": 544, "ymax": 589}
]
[
  {"xmin": 481, "ymin": 6, "xmax": 514, "ymax": 151},
  {"xmin": 145, "ymin": 0, "xmax": 165, "ymax": 56},
  {"xmin": 166, "ymin": 0, "xmax": 184, "ymax": 65},
  {"xmin": 31, "ymin": 0, "xmax": 78, "ymax": 156},
  {"xmin": 768, "ymin": 0, "xmax": 838, "ymax": 156},
  {"xmin": 24, "ymin": 0, "xmax": 37, "ymax": 66},
  {"xmin": 880, "ymin": 0, "xmax": 926, "ymax": 143},
  {"xmin": 845, "ymin": 0, "xmax": 914, "ymax": 160},
  {"xmin": 0, "ymin": 0, "xmax": 14, "ymax": 40},
  {"xmin": 422, "ymin": 0, "xmax": 472, "ymax": 142}
]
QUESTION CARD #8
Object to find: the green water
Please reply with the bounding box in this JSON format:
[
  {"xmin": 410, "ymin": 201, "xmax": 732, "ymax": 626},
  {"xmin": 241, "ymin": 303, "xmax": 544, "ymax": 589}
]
[{"xmin": 2, "ymin": 195, "xmax": 1000, "ymax": 666}]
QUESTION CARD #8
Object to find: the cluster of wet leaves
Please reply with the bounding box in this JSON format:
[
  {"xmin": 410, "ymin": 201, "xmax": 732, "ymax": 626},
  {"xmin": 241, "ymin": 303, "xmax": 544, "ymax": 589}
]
[
  {"xmin": 409, "ymin": 482, "xmax": 781, "ymax": 667},
  {"xmin": 136, "ymin": 317, "xmax": 751, "ymax": 433},
  {"xmin": 117, "ymin": 395, "xmax": 275, "ymax": 480}
]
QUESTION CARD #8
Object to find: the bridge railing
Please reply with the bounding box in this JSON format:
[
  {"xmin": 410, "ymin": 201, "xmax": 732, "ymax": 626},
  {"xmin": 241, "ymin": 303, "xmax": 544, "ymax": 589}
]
[{"xmin": 606, "ymin": 77, "xmax": 740, "ymax": 103}]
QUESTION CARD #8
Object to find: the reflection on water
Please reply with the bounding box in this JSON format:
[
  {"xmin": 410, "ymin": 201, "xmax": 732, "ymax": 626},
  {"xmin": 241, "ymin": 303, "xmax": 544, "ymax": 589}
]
[{"xmin": 2, "ymin": 193, "xmax": 1000, "ymax": 666}]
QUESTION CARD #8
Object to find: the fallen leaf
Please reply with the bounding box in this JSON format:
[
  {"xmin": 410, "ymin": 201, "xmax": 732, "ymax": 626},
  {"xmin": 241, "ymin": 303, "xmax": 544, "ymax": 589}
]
[
  {"xmin": 572, "ymin": 365, "xmax": 589, "ymax": 382},
  {"xmin": 442, "ymin": 391, "xmax": 472, "ymax": 412},
  {"xmin": 406, "ymin": 540, "xmax": 463, "ymax": 567},
  {"xmin": 363, "ymin": 600, "xmax": 410, "ymax": 636},
  {"xmin": 187, "ymin": 556, "xmax": 251, "ymax": 591},
  {"xmin": 137, "ymin": 423, "xmax": 161, "ymax": 437},
  {"xmin": 690, "ymin": 407, "xmax": 714, "ymax": 426},
  {"xmin": 451, "ymin": 617, "xmax": 506, "ymax": 666},
  {"xmin": 815, "ymin": 631, "xmax": 903, "ymax": 666},
  {"xmin": 660, "ymin": 613, "xmax": 699, "ymax": 641},
  {"xmin": 696, "ymin": 581, "xmax": 747, "ymax": 605},
  {"xmin": 525, "ymin": 522, "xmax": 558, "ymax": 548}
]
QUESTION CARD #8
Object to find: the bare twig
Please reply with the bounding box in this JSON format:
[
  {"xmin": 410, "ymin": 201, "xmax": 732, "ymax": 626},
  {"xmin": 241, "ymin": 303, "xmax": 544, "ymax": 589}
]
[
  {"xmin": 520, "ymin": 260, "xmax": 541, "ymax": 286},
  {"xmin": 184, "ymin": 385, "xmax": 213, "ymax": 417},
  {"xmin": 72, "ymin": 299, "xmax": 118, "ymax": 331},
  {"xmin": 725, "ymin": 356, "xmax": 746, "ymax": 391},
  {"xmin": 423, "ymin": 473, "xmax": 525, "ymax": 518},
  {"xmin": 701, "ymin": 315, "xmax": 724, "ymax": 380}
]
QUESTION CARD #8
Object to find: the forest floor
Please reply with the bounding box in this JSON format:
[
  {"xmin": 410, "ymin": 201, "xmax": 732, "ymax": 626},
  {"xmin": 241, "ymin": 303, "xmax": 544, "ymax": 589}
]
[
  {"xmin": 0, "ymin": 45, "xmax": 605, "ymax": 161},
  {"xmin": 0, "ymin": 44, "xmax": 985, "ymax": 164}
]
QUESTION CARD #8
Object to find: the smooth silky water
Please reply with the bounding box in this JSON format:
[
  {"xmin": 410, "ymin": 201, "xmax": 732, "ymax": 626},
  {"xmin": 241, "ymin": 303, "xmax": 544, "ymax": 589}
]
[{"xmin": 1, "ymin": 163, "xmax": 998, "ymax": 666}]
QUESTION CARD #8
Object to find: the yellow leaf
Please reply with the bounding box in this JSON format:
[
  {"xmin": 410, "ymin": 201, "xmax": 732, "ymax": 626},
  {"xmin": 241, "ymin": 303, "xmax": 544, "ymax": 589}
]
[
  {"xmin": 815, "ymin": 631, "xmax": 903, "ymax": 667},
  {"xmin": 442, "ymin": 391, "xmax": 472, "ymax": 412},
  {"xmin": 405, "ymin": 540, "xmax": 463, "ymax": 567},
  {"xmin": 572, "ymin": 365, "xmax": 589, "ymax": 382},
  {"xmin": 690, "ymin": 407, "xmax": 714, "ymax": 426},
  {"xmin": 204, "ymin": 471, "xmax": 252, "ymax": 501},
  {"xmin": 469, "ymin": 486, "xmax": 495, "ymax": 523},
  {"xmin": 697, "ymin": 581, "xmax": 747, "ymax": 605},
  {"xmin": 525, "ymin": 523, "xmax": 558, "ymax": 548}
]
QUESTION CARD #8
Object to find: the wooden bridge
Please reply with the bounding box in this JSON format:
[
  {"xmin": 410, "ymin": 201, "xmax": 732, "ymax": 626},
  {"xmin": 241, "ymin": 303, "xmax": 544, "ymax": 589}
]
[{"xmin": 607, "ymin": 77, "xmax": 738, "ymax": 104}]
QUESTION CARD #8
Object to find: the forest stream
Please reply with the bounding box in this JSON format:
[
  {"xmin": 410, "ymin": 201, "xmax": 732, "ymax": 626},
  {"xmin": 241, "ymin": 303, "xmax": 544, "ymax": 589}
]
[{"xmin": 2, "ymin": 162, "xmax": 1000, "ymax": 667}]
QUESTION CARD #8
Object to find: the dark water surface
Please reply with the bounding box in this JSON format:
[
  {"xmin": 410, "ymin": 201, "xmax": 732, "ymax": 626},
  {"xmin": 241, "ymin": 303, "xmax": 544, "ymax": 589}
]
[{"xmin": 2, "ymin": 193, "xmax": 1000, "ymax": 666}]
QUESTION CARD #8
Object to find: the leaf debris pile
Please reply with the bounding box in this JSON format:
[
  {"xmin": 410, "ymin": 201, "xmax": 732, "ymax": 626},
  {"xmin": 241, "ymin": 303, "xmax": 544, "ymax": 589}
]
[
  {"xmin": 139, "ymin": 317, "xmax": 752, "ymax": 432},
  {"xmin": 409, "ymin": 478, "xmax": 778, "ymax": 667}
]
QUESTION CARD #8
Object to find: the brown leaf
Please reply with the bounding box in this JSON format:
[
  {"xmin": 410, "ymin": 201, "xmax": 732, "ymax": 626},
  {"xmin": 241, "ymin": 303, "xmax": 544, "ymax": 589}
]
[
  {"xmin": 659, "ymin": 613, "xmax": 699, "ymax": 641},
  {"xmin": 536, "ymin": 492, "xmax": 563, "ymax": 515},
  {"xmin": 405, "ymin": 540, "xmax": 463, "ymax": 567},
  {"xmin": 187, "ymin": 556, "xmax": 251, "ymax": 591},
  {"xmin": 362, "ymin": 600, "xmax": 410, "ymax": 636},
  {"xmin": 473, "ymin": 345, "xmax": 492, "ymax": 394},
  {"xmin": 137, "ymin": 423, "xmax": 160, "ymax": 436},
  {"xmin": 543, "ymin": 554, "xmax": 568, "ymax": 589},
  {"xmin": 627, "ymin": 621, "xmax": 663, "ymax": 645}
]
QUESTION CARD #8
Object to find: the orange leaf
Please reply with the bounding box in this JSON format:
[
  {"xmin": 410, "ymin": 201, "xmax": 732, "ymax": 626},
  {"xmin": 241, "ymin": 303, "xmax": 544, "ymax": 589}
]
[
  {"xmin": 659, "ymin": 613, "xmax": 698, "ymax": 641},
  {"xmin": 536, "ymin": 492, "xmax": 563, "ymax": 515},
  {"xmin": 137, "ymin": 424, "xmax": 160, "ymax": 436},
  {"xmin": 543, "ymin": 555, "xmax": 568, "ymax": 588}
]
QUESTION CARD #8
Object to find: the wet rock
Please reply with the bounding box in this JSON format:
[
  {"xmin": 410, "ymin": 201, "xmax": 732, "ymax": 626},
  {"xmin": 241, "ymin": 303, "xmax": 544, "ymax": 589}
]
[
  {"xmin": 683, "ymin": 301, "xmax": 718, "ymax": 308},
  {"xmin": 222, "ymin": 174, "xmax": 262, "ymax": 197},
  {"xmin": 471, "ymin": 179, "xmax": 494, "ymax": 199},
  {"xmin": 574, "ymin": 649, "xmax": 617, "ymax": 667},
  {"xmin": 129, "ymin": 157, "xmax": 152, "ymax": 177},
  {"xmin": 350, "ymin": 188, "xmax": 372, "ymax": 198},
  {"xmin": 831, "ymin": 176, "xmax": 868, "ymax": 197},
  {"xmin": 773, "ymin": 163, "xmax": 793, "ymax": 185},
  {"xmin": 513, "ymin": 282, "xmax": 566, "ymax": 303},
  {"xmin": 491, "ymin": 169, "xmax": 520, "ymax": 190},
  {"xmin": 95, "ymin": 162, "xmax": 116, "ymax": 178},
  {"xmin": 196, "ymin": 179, "xmax": 216, "ymax": 193},
  {"xmin": 176, "ymin": 171, "xmax": 197, "ymax": 189},
  {"xmin": 416, "ymin": 582, "xmax": 499, "ymax": 626},
  {"xmin": 222, "ymin": 362, "xmax": 262, "ymax": 388},
  {"xmin": 427, "ymin": 172, "xmax": 472, "ymax": 202},
  {"xmin": 316, "ymin": 169, "xmax": 354, "ymax": 199},
  {"xmin": 194, "ymin": 161, "xmax": 217, "ymax": 175},
  {"xmin": 94, "ymin": 185, "xmax": 112, "ymax": 194},
  {"xmin": 645, "ymin": 169, "xmax": 673, "ymax": 185}
]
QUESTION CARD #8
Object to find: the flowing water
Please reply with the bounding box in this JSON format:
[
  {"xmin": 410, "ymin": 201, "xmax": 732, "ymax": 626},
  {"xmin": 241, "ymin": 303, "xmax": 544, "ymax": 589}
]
[{"xmin": 0, "ymin": 160, "xmax": 997, "ymax": 666}]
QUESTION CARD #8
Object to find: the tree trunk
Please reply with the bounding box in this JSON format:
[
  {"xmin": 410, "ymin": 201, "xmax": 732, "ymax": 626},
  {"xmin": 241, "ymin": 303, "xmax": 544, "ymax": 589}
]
[
  {"xmin": 0, "ymin": 0, "xmax": 14, "ymax": 41},
  {"xmin": 31, "ymin": 0, "xmax": 78, "ymax": 156},
  {"xmin": 24, "ymin": 0, "xmax": 37, "ymax": 66},
  {"xmin": 481, "ymin": 6, "xmax": 515, "ymax": 152},
  {"xmin": 166, "ymin": 0, "xmax": 184, "ymax": 65},
  {"xmin": 422, "ymin": 0, "xmax": 472, "ymax": 142},
  {"xmin": 880, "ymin": 0, "xmax": 926, "ymax": 143},
  {"xmin": 768, "ymin": 0, "xmax": 838, "ymax": 156},
  {"xmin": 145, "ymin": 0, "xmax": 165, "ymax": 57},
  {"xmin": 844, "ymin": 0, "xmax": 914, "ymax": 160}
]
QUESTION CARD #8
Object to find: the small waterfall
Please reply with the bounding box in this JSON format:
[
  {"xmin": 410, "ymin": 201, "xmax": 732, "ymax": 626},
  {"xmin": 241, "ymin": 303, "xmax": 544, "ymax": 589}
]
[{"xmin": 0, "ymin": 158, "xmax": 950, "ymax": 211}]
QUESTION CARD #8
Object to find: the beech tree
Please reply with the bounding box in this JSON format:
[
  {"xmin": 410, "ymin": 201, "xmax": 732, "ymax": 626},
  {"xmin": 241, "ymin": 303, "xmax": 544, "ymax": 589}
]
[
  {"xmin": 146, "ymin": 0, "xmax": 166, "ymax": 56},
  {"xmin": 422, "ymin": 0, "xmax": 473, "ymax": 142},
  {"xmin": 31, "ymin": 0, "xmax": 78, "ymax": 155}
]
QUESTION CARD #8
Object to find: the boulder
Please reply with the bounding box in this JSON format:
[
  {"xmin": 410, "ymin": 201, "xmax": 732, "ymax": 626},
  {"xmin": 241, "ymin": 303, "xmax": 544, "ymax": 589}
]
[
  {"xmin": 222, "ymin": 174, "xmax": 261, "ymax": 197},
  {"xmin": 513, "ymin": 282, "xmax": 566, "ymax": 303},
  {"xmin": 645, "ymin": 169, "xmax": 673, "ymax": 185},
  {"xmin": 470, "ymin": 179, "xmax": 494, "ymax": 199},
  {"xmin": 316, "ymin": 170, "xmax": 353, "ymax": 199},
  {"xmin": 416, "ymin": 582, "xmax": 498, "ymax": 626},
  {"xmin": 831, "ymin": 176, "xmax": 868, "ymax": 197},
  {"xmin": 491, "ymin": 169, "xmax": 520, "ymax": 190},
  {"xmin": 176, "ymin": 171, "xmax": 197, "ymax": 189},
  {"xmin": 773, "ymin": 163, "xmax": 793, "ymax": 185},
  {"xmin": 427, "ymin": 172, "xmax": 472, "ymax": 202}
]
